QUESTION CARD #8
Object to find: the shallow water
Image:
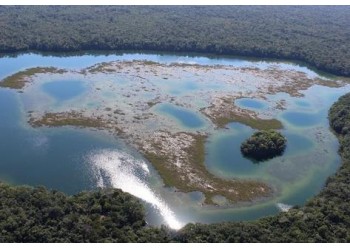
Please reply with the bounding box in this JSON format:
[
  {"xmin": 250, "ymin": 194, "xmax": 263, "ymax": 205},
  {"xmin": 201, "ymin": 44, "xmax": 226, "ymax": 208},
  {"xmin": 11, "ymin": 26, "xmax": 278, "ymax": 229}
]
[
  {"xmin": 235, "ymin": 98, "xmax": 267, "ymax": 110},
  {"xmin": 42, "ymin": 80, "xmax": 86, "ymax": 101},
  {"xmin": 0, "ymin": 52, "xmax": 349, "ymax": 229},
  {"xmin": 156, "ymin": 103, "xmax": 205, "ymax": 129},
  {"xmin": 282, "ymin": 111, "xmax": 321, "ymax": 127}
]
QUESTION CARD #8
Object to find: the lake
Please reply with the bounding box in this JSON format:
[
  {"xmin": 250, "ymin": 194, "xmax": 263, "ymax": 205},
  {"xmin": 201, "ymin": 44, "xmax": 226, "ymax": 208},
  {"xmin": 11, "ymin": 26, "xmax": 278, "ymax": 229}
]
[{"xmin": 0, "ymin": 52, "xmax": 349, "ymax": 229}]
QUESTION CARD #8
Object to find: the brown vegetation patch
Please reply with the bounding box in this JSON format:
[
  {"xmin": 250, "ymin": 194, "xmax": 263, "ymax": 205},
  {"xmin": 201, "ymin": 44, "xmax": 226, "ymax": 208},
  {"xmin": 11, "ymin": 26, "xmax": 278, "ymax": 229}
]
[
  {"xmin": 0, "ymin": 67, "xmax": 66, "ymax": 89},
  {"xmin": 28, "ymin": 111, "xmax": 106, "ymax": 129}
]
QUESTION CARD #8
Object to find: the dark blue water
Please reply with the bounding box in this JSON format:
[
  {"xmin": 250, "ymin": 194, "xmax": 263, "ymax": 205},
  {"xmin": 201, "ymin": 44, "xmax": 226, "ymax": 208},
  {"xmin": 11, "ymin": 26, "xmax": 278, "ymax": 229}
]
[
  {"xmin": 42, "ymin": 80, "xmax": 86, "ymax": 101},
  {"xmin": 157, "ymin": 103, "xmax": 205, "ymax": 129}
]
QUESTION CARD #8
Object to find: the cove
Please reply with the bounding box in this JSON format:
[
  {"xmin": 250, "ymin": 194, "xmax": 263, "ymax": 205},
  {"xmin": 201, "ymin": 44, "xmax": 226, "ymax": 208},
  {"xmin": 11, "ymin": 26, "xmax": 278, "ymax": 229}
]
[{"xmin": 156, "ymin": 103, "xmax": 205, "ymax": 129}]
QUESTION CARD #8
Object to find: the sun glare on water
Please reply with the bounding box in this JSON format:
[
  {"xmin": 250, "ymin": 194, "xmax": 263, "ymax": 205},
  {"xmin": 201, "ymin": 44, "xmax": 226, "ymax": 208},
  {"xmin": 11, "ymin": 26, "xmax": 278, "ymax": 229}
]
[{"xmin": 88, "ymin": 149, "xmax": 184, "ymax": 230}]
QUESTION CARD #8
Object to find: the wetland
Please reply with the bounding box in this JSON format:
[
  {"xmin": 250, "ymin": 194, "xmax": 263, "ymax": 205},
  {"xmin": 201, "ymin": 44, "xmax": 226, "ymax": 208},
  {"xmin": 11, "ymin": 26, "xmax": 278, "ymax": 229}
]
[{"xmin": 0, "ymin": 52, "xmax": 349, "ymax": 230}]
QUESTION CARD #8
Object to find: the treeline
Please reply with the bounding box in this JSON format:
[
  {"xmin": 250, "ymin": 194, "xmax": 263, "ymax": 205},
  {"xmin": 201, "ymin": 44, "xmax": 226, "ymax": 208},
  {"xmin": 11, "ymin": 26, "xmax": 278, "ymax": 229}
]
[
  {"xmin": 0, "ymin": 6, "xmax": 349, "ymax": 76},
  {"xmin": 0, "ymin": 184, "xmax": 170, "ymax": 242}
]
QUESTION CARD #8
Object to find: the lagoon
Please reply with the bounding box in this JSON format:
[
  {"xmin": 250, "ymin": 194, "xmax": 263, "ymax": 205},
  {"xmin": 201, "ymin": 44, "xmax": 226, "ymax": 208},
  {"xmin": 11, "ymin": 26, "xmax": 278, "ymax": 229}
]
[{"xmin": 0, "ymin": 52, "xmax": 349, "ymax": 229}]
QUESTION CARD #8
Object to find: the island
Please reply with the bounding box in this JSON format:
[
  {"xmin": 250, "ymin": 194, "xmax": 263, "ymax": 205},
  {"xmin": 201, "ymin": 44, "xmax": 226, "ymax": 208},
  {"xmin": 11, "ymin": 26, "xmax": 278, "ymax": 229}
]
[{"xmin": 241, "ymin": 130, "xmax": 287, "ymax": 161}]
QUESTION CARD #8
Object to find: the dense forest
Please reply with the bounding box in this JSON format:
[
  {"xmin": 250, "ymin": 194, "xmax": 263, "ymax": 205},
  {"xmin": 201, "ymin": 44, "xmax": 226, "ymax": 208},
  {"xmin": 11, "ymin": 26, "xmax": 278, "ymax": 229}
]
[
  {"xmin": 0, "ymin": 184, "xmax": 170, "ymax": 242},
  {"xmin": 1, "ymin": 93, "xmax": 350, "ymax": 242},
  {"xmin": 0, "ymin": 6, "xmax": 350, "ymax": 76},
  {"xmin": 240, "ymin": 130, "xmax": 286, "ymax": 161}
]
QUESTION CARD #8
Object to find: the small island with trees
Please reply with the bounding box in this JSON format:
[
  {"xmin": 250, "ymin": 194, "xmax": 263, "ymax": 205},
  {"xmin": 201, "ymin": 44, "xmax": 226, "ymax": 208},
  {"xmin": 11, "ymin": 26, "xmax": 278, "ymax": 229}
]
[{"xmin": 240, "ymin": 130, "xmax": 287, "ymax": 161}]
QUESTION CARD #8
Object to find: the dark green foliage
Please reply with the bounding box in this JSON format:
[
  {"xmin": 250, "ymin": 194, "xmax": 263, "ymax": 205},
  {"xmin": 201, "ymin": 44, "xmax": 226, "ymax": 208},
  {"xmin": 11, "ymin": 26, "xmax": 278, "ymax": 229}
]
[
  {"xmin": 0, "ymin": 6, "xmax": 350, "ymax": 76},
  {"xmin": 174, "ymin": 93, "xmax": 350, "ymax": 242},
  {"xmin": 241, "ymin": 130, "xmax": 286, "ymax": 161},
  {"xmin": 0, "ymin": 185, "xmax": 170, "ymax": 242},
  {"xmin": 329, "ymin": 93, "xmax": 350, "ymax": 136}
]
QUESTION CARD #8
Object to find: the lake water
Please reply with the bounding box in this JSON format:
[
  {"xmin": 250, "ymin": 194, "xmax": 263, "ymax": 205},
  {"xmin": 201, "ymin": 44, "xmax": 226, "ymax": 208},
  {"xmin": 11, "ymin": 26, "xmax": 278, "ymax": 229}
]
[
  {"xmin": 282, "ymin": 111, "xmax": 321, "ymax": 127},
  {"xmin": 42, "ymin": 80, "xmax": 86, "ymax": 101},
  {"xmin": 156, "ymin": 103, "xmax": 205, "ymax": 129},
  {"xmin": 235, "ymin": 98, "xmax": 266, "ymax": 110},
  {"xmin": 0, "ymin": 52, "xmax": 349, "ymax": 229}
]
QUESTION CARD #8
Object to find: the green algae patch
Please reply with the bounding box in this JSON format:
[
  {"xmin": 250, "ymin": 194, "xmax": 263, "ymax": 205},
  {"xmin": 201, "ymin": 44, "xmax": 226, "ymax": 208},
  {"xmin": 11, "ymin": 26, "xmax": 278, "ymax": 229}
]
[{"xmin": 0, "ymin": 67, "xmax": 67, "ymax": 89}]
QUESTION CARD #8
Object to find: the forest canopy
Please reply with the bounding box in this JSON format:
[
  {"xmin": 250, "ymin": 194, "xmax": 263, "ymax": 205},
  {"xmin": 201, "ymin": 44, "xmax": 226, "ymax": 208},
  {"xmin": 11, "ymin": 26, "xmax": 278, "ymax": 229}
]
[
  {"xmin": 241, "ymin": 130, "xmax": 286, "ymax": 161},
  {"xmin": 0, "ymin": 184, "xmax": 170, "ymax": 243},
  {"xmin": 0, "ymin": 6, "xmax": 349, "ymax": 76}
]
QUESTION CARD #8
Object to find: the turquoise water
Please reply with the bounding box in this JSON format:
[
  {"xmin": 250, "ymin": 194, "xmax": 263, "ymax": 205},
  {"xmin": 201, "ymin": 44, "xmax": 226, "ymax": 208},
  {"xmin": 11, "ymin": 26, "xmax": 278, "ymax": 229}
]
[
  {"xmin": 168, "ymin": 81, "xmax": 199, "ymax": 95},
  {"xmin": 295, "ymin": 100, "xmax": 311, "ymax": 108},
  {"xmin": 0, "ymin": 52, "xmax": 349, "ymax": 229},
  {"xmin": 42, "ymin": 80, "xmax": 86, "ymax": 101},
  {"xmin": 157, "ymin": 103, "xmax": 205, "ymax": 129},
  {"xmin": 205, "ymin": 123, "xmax": 314, "ymax": 176},
  {"xmin": 235, "ymin": 98, "xmax": 266, "ymax": 110}
]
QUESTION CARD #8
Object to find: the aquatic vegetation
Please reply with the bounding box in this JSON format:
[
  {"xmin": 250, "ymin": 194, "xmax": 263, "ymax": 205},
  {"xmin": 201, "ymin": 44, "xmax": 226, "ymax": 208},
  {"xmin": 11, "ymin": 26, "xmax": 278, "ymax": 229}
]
[
  {"xmin": 215, "ymin": 114, "xmax": 283, "ymax": 130},
  {"xmin": 28, "ymin": 111, "xmax": 106, "ymax": 129},
  {"xmin": 240, "ymin": 130, "xmax": 287, "ymax": 161}
]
